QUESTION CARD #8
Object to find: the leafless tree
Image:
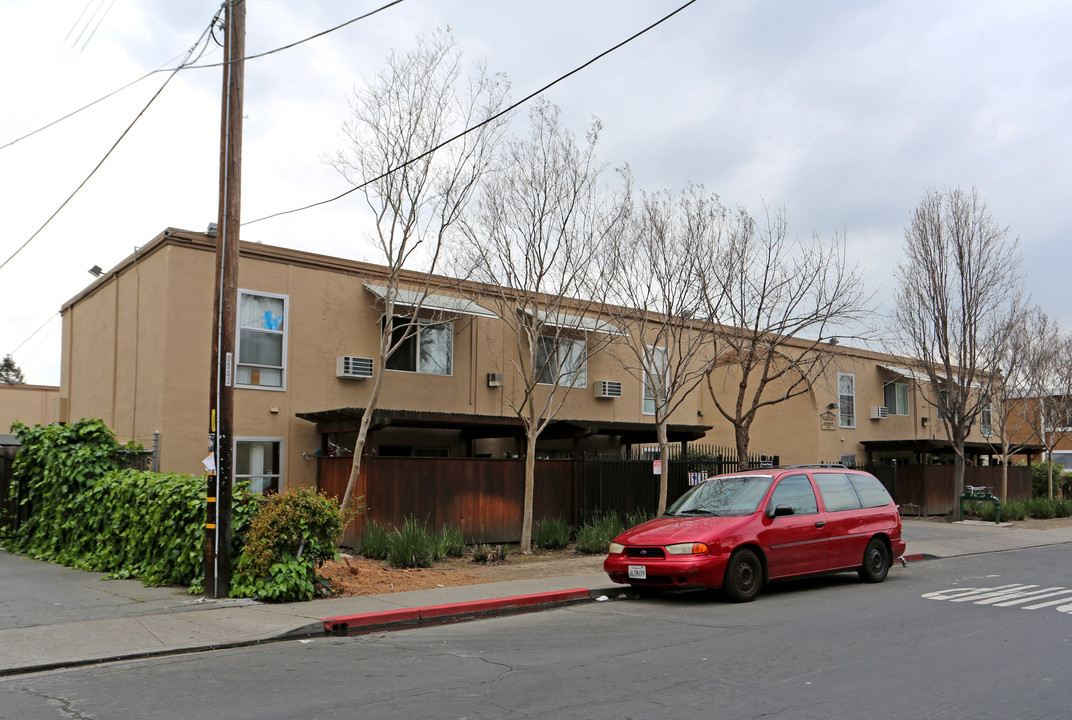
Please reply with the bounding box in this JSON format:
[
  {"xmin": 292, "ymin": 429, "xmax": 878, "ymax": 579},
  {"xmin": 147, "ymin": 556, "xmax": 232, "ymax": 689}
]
[
  {"xmin": 981, "ymin": 300, "xmax": 1033, "ymax": 499},
  {"xmin": 701, "ymin": 205, "xmax": 873, "ymax": 462},
  {"xmin": 603, "ymin": 176, "xmax": 724, "ymax": 514},
  {"xmin": 892, "ymin": 186, "xmax": 1023, "ymax": 516},
  {"xmin": 327, "ymin": 31, "xmax": 510, "ymax": 515},
  {"xmin": 453, "ymin": 100, "xmax": 625, "ymax": 552},
  {"xmin": 1017, "ymin": 313, "xmax": 1072, "ymax": 499}
]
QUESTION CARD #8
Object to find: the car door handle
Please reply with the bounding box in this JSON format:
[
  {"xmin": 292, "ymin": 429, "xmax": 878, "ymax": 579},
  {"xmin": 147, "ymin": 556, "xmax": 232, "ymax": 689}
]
[{"xmin": 814, "ymin": 521, "xmax": 826, "ymax": 528}]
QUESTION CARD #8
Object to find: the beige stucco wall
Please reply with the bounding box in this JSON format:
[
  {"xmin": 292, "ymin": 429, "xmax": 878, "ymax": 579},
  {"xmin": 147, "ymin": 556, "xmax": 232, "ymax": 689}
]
[{"xmin": 0, "ymin": 384, "xmax": 61, "ymax": 431}]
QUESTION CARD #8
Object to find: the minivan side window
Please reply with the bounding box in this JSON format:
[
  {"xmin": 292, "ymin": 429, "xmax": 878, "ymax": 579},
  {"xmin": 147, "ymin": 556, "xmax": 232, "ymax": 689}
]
[
  {"xmin": 768, "ymin": 474, "xmax": 819, "ymax": 515},
  {"xmin": 813, "ymin": 473, "xmax": 863, "ymax": 513},
  {"xmin": 848, "ymin": 473, "xmax": 893, "ymax": 508}
]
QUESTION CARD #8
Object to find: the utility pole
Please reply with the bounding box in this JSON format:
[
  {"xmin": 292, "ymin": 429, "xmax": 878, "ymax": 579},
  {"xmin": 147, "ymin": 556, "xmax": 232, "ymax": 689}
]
[{"xmin": 206, "ymin": 0, "xmax": 245, "ymax": 599}]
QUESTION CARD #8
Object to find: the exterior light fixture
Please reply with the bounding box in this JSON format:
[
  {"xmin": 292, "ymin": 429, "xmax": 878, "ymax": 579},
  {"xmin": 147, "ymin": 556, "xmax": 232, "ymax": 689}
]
[{"xmin": 88, "ymin": 265, "xmax": 103, "ymax": 277}]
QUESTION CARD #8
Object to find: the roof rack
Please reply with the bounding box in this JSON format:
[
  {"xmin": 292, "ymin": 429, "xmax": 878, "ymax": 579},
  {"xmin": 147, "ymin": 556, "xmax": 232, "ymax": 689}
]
[{"xmin": 775, "ymin": 463, "xmax": 848, "ymax": 469}]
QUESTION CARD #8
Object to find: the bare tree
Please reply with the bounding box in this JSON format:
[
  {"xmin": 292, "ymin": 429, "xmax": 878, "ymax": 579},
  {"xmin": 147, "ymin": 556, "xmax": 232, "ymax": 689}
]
[
  {"xmin": 1017, "ymin": 313, "xmax": 1072, "ymax": 499},
  {"xmin": 453, "ymin": 100, "xmax": 625, "ymax": 553},
  {"xmin": 701, "ymin": 205, "xmax": 872, "ymax": 462},
  {"xmin": 983, "ymin": 301, "xmax": 1037, "ymax": 500},
  {"xmin": 327, "ymin": 31, "xmax": 510, "ymax": 515},
  {"xmin": 892, "ymin": 186, "xmax": 1023, "ymax": 517},
  {"xmin": 603, "ymin": 177, "xmax": 724, "ymax": 514}
]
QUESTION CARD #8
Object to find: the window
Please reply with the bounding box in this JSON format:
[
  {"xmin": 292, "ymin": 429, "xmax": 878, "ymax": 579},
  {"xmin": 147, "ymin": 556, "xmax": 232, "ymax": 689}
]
[
  {"xmin": 237, "ymin": 290, "xmax": 287, "ymax": 389},
  {"xmin": 385, "ymin": 319, "xmax": 453, "ymax": 375},
  {"xmin": 814, "ymin": 472, "xmax": 863, "ymax": 513},
  {"xmin": 838, "ymin": 373, "xmax": 855, "ymax": 428},
  {"xmin": 768, "ymin": 474, "xmax": 818, "ymax": 515},
  {"xmin": 235, "ymin": 439, "xmax": 281, "ymax": 495},
  {"xmin": 884, "ymin": 382, "xmax": 910, "ymax": 416},
  {"xmin": 839, "ymin": 454, "xmax": 857, "ymax": 468},
  {"xmin": 847, "ymin": 473, "xmax": 893, "ymax": 508},
  {"xmin": 643, "ymin": 347, "xmax": 667, "ymax": 416},
  {"xmin": 537, "ymin": 336, "xmax": 587, "ymax": 387},
  {"xmin": 980, "ymin": 401, "xmax": 993, "ymax": 437}
]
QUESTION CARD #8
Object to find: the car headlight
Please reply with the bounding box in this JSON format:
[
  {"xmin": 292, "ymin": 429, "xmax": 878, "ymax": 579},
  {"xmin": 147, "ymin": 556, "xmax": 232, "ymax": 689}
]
[
  {"xmin": 608, "ymin": 542, "xmax": 624, "ymax": 554},
  {"xmin": 665, "ymin": 542, "xmax": 709, "ymax": 555}
]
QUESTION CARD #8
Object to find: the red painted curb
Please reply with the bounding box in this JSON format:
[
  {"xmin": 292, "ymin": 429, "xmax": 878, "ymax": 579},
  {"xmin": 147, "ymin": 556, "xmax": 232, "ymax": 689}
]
[
  {"xmin": 902, "ymin": 553, "xmax": 927, "ymax": 563},
  {"xmin": 321, "ymin": 588, "xmax": 593, "ymax": 635}
]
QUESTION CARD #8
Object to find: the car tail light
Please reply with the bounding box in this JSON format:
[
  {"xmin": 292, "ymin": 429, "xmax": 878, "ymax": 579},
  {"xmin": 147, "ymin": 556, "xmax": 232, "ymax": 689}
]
[{"xmin": 665, "ymin": 542, "xmax": 709, "ymax": 555}]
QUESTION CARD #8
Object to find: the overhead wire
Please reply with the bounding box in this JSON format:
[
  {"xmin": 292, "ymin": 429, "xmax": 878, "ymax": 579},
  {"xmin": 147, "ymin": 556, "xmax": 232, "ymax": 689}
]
[
  {"xmin": 244, "ymin": 0, "xmax": 699, "ymax": 227},
  {"xmin": 0, "ymin": 10, "xmax": 221, "ymax": 273},
  {"xmin": 0, "ymin": 0, "xmax": 407, "ymax": 153},
  {"xmin": 6, "ymin": 313, "xmax": 59, "ymax": 358}
]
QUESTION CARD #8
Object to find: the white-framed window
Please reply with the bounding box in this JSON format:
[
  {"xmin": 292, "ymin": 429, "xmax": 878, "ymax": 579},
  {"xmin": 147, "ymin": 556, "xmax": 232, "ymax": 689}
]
[
  {"xmin": 980, "ymin": 401, "xmax": 993, "ymax": 437},
  {"xmin": 385, "ymin": 318, "xmax": 453, "ymax": 375},
  {"xmin": 884, "ymin": 382, "xmax": 910, "ymax": 416},
  {"xmin": 643, "ymin": 346, "xmax": 668, "ymax": 416},
  {"xmin": 236, "ymin": 290, "xmax": 288, "ymax": 390},
  {"xmin": 839, "ymin": 454, "xmax": 857, "ymax": 468},
  {"xmin": 235, "ymin": 438, "xmax": 282, "ymax": 495},
  {"xmin": 536, "ymin": 336, "xmax": 587, "ymax": 387},
  {"xmin": 838, "ymin": 372, "xmax": 856, "ymax": 428}
]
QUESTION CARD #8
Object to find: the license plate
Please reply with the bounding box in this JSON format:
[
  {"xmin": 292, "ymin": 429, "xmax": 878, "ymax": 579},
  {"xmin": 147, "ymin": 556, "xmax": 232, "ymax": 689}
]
[{"xmin": 628, "ymin": 565, "xmax": 647, "ymax": 580}]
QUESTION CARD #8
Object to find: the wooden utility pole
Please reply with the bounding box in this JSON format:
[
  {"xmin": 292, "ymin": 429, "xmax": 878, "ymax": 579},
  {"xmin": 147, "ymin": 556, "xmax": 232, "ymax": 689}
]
[{"xmin": 206, "ymin": 0, "xmax": 245, "ymax": 599}]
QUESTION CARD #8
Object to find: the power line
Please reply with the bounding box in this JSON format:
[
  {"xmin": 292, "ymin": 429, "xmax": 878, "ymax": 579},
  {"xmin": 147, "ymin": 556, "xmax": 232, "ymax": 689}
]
[
  {"xmin": 0, "ymin": 12, "xmax": 220, "ymax": 273},
  {"xmin": 7, "ymin": 313, "xmax": 59, "ymax": 358},
  {"xmin": 0, "ymin": 0, "xmax": 407, "ymax": 153},
  {"xmin": 244, "ymin": 0, "xmax": 699, "ymax": 227}
]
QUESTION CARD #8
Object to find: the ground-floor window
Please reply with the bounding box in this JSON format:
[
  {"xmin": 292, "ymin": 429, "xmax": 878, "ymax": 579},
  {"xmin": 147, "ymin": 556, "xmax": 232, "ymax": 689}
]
[{"xmin": 235, "ymin": 438, "xmax": 282, "ymax": 494}]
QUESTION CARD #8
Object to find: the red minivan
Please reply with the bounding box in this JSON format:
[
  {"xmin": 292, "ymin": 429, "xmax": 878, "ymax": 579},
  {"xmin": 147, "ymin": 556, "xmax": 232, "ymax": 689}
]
[{"xmin": 603, "ymin": 466, "xmax": 907, "ymax": 602}]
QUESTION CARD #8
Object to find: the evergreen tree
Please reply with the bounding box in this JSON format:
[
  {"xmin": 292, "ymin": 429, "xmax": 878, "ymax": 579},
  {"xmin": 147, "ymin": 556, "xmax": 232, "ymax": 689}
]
[{"xmin": 0, "ymin": 354, "xmax": 24, "ymax": 384}]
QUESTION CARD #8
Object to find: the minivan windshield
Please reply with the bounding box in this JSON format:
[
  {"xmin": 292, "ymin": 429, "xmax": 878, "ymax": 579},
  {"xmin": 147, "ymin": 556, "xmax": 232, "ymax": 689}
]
[{"xmin": 666, "ymin": 475, "xmax": 775, "ymax": 517}]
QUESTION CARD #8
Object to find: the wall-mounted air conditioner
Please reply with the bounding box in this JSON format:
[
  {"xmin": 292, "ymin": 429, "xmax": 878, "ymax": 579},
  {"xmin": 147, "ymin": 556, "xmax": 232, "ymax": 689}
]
[
  {"xmin": 337, "ymin": 356, "xmax": 374, "ymax": 379},
  {"xmin": 870, "ymin": 406, "xmax": 889, "ymax": 420},
  {"xmin": 487, "ymin": 372, "xmax": 504, "ymax": 387},
  {"xmin": 594, "ymin": 380, "xmax": 623, "ymax": 399}
]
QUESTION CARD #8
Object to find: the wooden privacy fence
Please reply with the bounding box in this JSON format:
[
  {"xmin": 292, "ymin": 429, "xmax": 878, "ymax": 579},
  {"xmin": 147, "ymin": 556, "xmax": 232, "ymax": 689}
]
[
  {"xmin": 317, "ymin": 447, "xmax": 762, "ymax": 547},
  {"xmin": 868, "ymin": 464, "xmax": 1032, "ymax": 515}
]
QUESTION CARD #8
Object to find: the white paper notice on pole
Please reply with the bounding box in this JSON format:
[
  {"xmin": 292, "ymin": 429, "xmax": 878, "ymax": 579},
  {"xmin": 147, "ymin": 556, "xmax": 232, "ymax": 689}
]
[
  {"xmin": 653, "ymin": 459, "xmax": 662, "ymax": 475},
  {"xmin": 203, "ymin": 454, "xmax": 216, "ymax": 473}
]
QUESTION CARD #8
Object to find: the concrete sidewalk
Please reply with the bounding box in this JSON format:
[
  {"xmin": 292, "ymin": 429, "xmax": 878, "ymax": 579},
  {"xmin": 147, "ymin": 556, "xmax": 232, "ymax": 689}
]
[{"xmin": 4, "ymin": 518, "xmax": 1072, "ymax": 676}]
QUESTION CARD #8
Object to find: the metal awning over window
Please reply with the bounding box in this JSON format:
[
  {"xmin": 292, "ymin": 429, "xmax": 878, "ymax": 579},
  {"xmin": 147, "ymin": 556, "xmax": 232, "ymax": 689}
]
[
  {"xmin": 364, "ymin": 284, "xmax": 496, "ymax": 318},
  {"xmin": 878, "ymin": 364, "xmax": 931, "ymax": 382},
  {"xmin": 522, "ymin": 308, "xmax": 625, "ymax": 336}
]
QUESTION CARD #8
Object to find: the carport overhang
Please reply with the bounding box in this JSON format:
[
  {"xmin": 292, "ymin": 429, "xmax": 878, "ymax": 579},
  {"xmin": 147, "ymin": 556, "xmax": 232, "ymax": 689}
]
[
  {"xmin": 860, "ymin": 438, "xmax": 1045, "ymax": 455},
  {"xmin": 296, "ymin": 407, "xmax": 711, "ymax": 445}
]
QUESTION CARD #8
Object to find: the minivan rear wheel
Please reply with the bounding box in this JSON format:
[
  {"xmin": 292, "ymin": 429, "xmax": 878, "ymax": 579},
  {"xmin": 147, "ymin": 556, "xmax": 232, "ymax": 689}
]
[
  {"xmin": 858, "ymin": 537, "xmax": 890, "ymax": 583},
  {"xmin": 723, "ymin": 549, "xmax": 762, "ymax": 602}
]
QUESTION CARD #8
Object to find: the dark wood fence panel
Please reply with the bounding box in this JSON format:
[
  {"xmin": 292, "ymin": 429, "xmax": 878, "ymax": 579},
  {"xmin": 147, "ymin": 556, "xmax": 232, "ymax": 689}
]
[{"xmin": 870, "ymin": 464, "xmax": 1031, "ymax": 515}]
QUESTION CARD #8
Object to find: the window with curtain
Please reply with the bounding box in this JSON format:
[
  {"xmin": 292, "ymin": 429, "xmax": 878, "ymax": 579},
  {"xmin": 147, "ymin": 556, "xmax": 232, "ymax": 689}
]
[
  {"xmin": 643, "ymin": 346, "xmax": 667, "ymax": 415},
  {"xmin": 536, "ymin": 336, "xmax": 587, "ymax": 387},
  {"xmin": 235, "ymin": 439, "xmax": 281, "ymax": 495},
  {"xmin": 385, "ymin": 319, "xmax": 453, "ymax": 375},
  {"xmin": 839, "ymin": 373, "xmax": 855, "ymax": 428},
  {"xmin": 236, "ymin": 290, "xmax": 287, "ymax": 389},
  {"xmin": 884, "ymin": 381, "xmax": 910, "ymax": 415}
]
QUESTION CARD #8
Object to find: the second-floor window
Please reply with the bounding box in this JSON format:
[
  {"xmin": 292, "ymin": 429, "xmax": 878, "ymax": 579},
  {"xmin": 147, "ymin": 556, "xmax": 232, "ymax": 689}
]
[
  {"xmin": 884, "ymin": 382, "xmax": 910, "ymax": 416},
  {"xmin": 981, "ymin": 402, "xmax": 993, "ymax": 437},
  {"xmin": 839, "ymin": 372, "xmax": 855, "ymax": 428},
  {"xmin": 385, "ymin": 319, "xmax": 453, "ymax": 375},
  {"xmin": 537, "ymin": 336, "xmax": 587, "ymax": 387},
  {"xmin": 643, "ymin": 346, "xmax": 667, "ymax": 416},
  {"xmin": 237, "ymin": 290, "xmax": 287, "ymax": 389}
]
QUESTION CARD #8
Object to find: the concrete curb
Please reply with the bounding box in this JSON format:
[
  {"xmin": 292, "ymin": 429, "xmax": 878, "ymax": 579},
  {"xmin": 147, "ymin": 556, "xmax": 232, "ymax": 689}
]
[{"xmin": 321, "ymin": 588, "xmax": 601, "ymax": 636}]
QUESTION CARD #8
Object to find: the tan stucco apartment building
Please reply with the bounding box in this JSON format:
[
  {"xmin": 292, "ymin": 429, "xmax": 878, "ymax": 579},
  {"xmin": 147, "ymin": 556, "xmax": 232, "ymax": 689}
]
[{"xmin": 57, "ymin": 228, "xmax": 1003, "ymax": 494}]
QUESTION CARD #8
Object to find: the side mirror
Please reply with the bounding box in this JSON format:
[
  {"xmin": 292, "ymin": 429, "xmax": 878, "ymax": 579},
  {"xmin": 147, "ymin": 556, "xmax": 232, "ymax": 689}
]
[{"xmin": 770, "ymin": 504, "xmax": 795, "ymax": 518}]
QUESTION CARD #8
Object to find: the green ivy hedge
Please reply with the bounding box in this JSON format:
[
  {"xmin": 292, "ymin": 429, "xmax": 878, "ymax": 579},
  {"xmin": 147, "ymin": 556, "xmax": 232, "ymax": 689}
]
[{"xmin": 5, "ymin": 419, "xmax": 254, "ymax": 593}]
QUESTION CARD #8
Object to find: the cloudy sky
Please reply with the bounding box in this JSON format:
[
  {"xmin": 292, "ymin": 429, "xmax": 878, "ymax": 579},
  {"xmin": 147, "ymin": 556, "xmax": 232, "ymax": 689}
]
[{"xmin": 1, "ymin": 0, "xmax": 1069, "ymax": 386}]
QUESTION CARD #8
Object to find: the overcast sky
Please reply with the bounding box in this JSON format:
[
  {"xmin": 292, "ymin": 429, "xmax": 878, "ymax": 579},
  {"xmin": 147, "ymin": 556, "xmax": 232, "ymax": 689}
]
[{"xmin": 1, "ymin": 0, "xmax": 1069, "ymax": 386}]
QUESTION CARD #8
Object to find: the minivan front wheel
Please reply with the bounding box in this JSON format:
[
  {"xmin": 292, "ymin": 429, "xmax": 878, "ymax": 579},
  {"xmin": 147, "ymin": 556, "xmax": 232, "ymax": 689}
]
[
  {"xmin": 723, "ymin": 549, "xmax": 762, "ymax": 602},
  {"xmin": 858, "ymin": 538, "xmax": 890, "ymax": 583}
]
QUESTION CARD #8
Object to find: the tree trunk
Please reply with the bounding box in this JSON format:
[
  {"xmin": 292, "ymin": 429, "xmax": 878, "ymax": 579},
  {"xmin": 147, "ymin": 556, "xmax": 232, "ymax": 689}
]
[
  {"xmin": 734, "ymin": 424, "xmax": 750, "ymax": 469},
  {"xmin": 520, "ymin": 433, "xmax": 538, "ymax": 554},
  {"xmin": 656, "ymin": 422, "xmax": 670, "ymax": 515},
  {"xmin": 953, "ymin": 439, "xmax": 966, "ymax": 521}
]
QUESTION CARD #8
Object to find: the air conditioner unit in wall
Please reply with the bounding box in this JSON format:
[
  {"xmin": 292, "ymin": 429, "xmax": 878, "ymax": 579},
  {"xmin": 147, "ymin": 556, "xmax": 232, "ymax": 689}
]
[
  {"xmin": 337, "ymin": 356, "xmax": 374, "ymax": 379},
  {"xmin": 870, "ymin": 406, "xmax": 889, "ymax": 420},
  {"xmin": 594, "ymin": 380, "xmax": 623, "ymax": 399}
]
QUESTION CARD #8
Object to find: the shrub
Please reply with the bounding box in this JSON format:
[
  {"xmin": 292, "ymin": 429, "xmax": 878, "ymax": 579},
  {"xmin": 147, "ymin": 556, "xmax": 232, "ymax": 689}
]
[
  {"xmin": 1057, "ymin": 499, "xmax": 1072, "ymax": 519},
  {"xmin": 472, "ymin": 543, "xmax": 509, "ymax": 564},
  {"xmin": 231, "ymin": 487, "xmax": 343, "ymax": 602},
  {"xmin": 623, "ymin": 509, "xmax": 654, "ymax": 529},
  {"xmin": 436, "ymin": 523, "xmax": 466, "ymax": 558},
  {"xmin": 360, "ymin": 519, "xmax": 391, "ymax": 560},
  {"xmin": 1031, "ymin": 462, "xmax": 1065, "ymax": 498},
  {"xmin": 534, "ymin": 516, "xmax": 571, "ymax": 549},
  {"xmin": 386, "ymin": 516, "xmax": 437, "ymax": 569},
  {"xmin": 575, "ymin": 514, "xmax": 624, "ymax": 554},
  {"xmin": 1002, "ymin": 499, "xmax": 1027, "ymax": 521},
  {"xmin": 1027, "ymin": 497, "xmax": 1056, "ymax": 520}
]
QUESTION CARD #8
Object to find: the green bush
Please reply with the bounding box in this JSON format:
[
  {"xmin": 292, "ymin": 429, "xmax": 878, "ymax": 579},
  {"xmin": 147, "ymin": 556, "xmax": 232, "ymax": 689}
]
[
  {"xmin": 1027, "ymin": 497, "xmax": 1057, "ymax": 520},
  {"xmin": 436, "ymin": 523, "xmax": 466, "ymax": 558},
  {"xmin": 534, "ymin": 516, "xmax": 571, "ymax": 549},
  {"xmin": 360, "ymin": 519, "xmax": 391, "ymax": 560},
  {"xmin": 231, "ymin": 487, "xmax": 343, "ymax": 602},
  {"xmin": 5, "ymin": 420, "xmax": 252, "ymax": 592},
  {"xmin": 471, "ymin": 543, "xmax": 509, "ymax": 564},
  {"xmin": 1002, "ymin": 498, "xmax": 1027, "ymax": 521},
  {"xmin": 1057, "ymin": 499, "xmax": 1072, "ymax": 518},
  {"xmin": 575, "ymin": 514, "xmax": 624, "ymax": 554},
  {"xmin": 623, "ymin": 509, "xmax": 654, "ymax": 529},
  {"xmin": 386, "ymin": 516, "xmax": 437, "ymax": 569},
  {"xmin": 1031, "ymin": 462, "xmax": 1066, "ymax": 498}
]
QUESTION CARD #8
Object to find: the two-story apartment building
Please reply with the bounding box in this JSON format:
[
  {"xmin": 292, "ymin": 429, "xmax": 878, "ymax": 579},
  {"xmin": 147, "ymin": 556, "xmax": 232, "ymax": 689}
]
[{"xmin": 57, "ymin": 228, "xmax": 1009, "ymax": 495}]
